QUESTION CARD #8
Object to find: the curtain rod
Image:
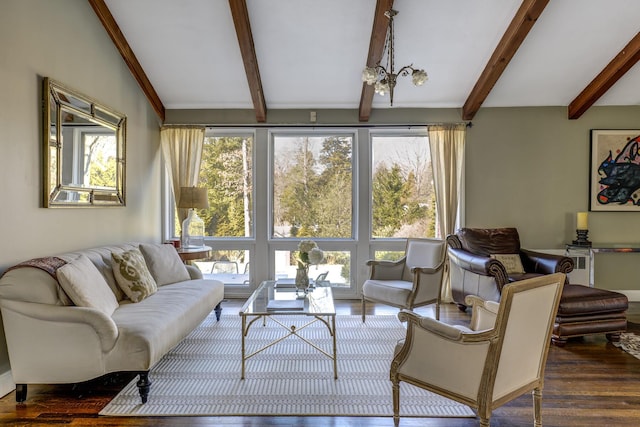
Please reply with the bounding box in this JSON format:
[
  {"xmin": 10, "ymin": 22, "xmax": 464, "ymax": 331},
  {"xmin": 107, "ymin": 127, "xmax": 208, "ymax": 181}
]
[{"xmin": 185, "ymin": 122, "xmax": 472, "ymax": 130}]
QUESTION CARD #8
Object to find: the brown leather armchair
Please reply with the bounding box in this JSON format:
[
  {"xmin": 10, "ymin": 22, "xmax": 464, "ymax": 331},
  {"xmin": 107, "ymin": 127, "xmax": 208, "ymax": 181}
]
[{"xmin": 446, "ymin": 228, "xmax": 573, "ymax": 311}]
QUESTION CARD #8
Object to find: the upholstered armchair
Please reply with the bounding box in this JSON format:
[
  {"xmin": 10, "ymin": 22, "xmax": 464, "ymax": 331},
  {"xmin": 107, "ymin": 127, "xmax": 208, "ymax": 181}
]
[
  {"xmin": 362, "ymin": 238, "xmax": 445, "ymax": 322},
  {"xmin": 446, "ymin": 227, "xmax": 573, "ymax": 310},
  {"xmin": 391, "ymin": 273, "xmax": 565, "ymax": 427}
]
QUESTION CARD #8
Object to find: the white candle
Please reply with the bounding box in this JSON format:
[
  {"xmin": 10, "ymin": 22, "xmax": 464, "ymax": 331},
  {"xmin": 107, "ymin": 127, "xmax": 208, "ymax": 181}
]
[{"xmin": 577, "ymin": 212, "xmax": 588, "ymax": 230}]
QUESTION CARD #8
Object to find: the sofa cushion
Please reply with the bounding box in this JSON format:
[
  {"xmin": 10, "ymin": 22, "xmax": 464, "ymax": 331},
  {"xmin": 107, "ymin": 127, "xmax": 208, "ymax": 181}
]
[
  {"xmin": 57, "ymin": 254, "xmax": 119, "ymax": 316},
  {"xmin": 490, "ymin": 254, "xmax": 525, "ymax": 274},
  {"xmin": 139, "ymin": 243, "xmax": 190, "ymax": 286},
  {"xmin": 111, "ymin": 248, "xmax": 157, "ymax": 302}
]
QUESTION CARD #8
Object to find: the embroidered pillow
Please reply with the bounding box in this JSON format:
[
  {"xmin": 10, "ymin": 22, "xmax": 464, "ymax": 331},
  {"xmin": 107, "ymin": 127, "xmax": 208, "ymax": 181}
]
[
  {"xmin": 57, "ymin": 254, "xmax": 119, "ymax": 316},
  {"xmin": 490, "ymin": 254, "xmax": 525, "ymax": 274},
  {"xmin": 111, "ymin": 248, "xmax": 157, "ymax": 302},
  {"xmin": 139, "ymin": 243, "xmax": 190, "ymax": 286}
]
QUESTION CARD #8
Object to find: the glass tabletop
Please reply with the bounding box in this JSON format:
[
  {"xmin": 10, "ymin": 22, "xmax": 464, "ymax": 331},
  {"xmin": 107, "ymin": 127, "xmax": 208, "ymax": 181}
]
[{"xmin": 239, "ymin": 280, "xmax": 335, "ymax": 316}]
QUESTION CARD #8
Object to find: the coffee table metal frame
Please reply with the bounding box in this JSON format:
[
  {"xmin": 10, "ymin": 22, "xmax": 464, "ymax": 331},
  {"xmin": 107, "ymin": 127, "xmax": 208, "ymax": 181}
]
[{"xmin": 239, "ymin": 280, "xmax": 337, "ymax": 379}]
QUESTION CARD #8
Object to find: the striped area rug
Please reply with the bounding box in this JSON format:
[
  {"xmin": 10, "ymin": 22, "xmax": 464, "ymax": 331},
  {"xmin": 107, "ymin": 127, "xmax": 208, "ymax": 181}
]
[{"xmin": 99, "ymin": 314, "xmax": 474, "ymax": 418}]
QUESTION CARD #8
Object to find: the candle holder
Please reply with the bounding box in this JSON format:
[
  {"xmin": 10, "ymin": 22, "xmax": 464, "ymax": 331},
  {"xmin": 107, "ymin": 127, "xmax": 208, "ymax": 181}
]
[{"xmin": 572, "ymin": 229, "xmax": 592, "ymax": 247}]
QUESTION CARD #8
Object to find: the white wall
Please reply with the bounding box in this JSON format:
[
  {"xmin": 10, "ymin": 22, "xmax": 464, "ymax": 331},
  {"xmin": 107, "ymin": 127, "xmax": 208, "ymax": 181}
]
[{"xmin": 0, "ymin": 0, "xmax": 163, "ymax": 395}]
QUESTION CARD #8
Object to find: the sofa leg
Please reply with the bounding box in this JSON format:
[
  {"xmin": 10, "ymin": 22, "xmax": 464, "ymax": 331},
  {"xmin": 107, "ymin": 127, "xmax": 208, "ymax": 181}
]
[
  {"xmin": 214, "ymin": 302, "xmax": 222, "ymax": 321},
  {"xmin": 136, "ymin": 371, "xmax": 151, "ymax": 404},
  {"xmin": 606, "ymin": 332, "xmax": 622, "ymax": 342},
  {"xmin": 552, "ymin": 336, "xmax": 567, "ymax": 347},
  {"xmin": 15, "ymin": 384, "xmax": 27, "ymax": 403}
]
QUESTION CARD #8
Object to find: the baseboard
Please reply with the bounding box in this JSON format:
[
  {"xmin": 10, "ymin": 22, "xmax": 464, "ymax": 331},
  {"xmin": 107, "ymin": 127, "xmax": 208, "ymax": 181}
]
[
  {"xmin": 614, "ymin": 290, "xmax": 640, "ymax": 302},
  {"xmin": 0, "ymin": 369, "xmax": 14, "ymax": 398}
]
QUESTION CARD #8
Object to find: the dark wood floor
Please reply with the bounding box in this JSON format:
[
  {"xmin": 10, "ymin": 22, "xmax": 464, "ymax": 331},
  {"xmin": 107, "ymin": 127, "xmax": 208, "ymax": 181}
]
[{"xmin": 1, "ymin": 299, "xmax": 640, "ymax": 427}]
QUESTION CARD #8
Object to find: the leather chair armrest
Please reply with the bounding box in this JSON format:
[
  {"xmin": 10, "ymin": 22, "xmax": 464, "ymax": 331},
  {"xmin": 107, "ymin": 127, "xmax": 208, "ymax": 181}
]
[
  {"xmin": 448, "ymin": 248, "xmax": 505, "ymax": 276},
  {"xmin": 521, "ymin": 249, "xmax": 574, "ymax": 275}
]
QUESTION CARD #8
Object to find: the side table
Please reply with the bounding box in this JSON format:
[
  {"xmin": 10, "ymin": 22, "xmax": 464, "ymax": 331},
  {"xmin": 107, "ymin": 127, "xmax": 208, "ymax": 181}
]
[{"xmin": 177, "ymin": 246, "xmax": 212, "ymax": 264}]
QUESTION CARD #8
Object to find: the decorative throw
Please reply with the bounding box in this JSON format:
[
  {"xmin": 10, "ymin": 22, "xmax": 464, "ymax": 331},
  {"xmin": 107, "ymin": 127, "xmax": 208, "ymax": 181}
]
[
  {"xmin": 111, "ymin": 248, "xmax": 157, "ymax": 302},
  {"xmin": 1, "ymin": 256, "xmax": 67, "ymax": 279},
  {"xmin": 490, "ymin": 254, "xmax": 525, "ymax": 274},
  {"xmin": 57, "ymin": 254, "xmax": 119, "ymax": 316}
]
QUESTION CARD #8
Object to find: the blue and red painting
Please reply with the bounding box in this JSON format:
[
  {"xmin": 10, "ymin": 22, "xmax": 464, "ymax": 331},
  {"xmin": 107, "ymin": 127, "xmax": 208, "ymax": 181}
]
[{"xmin": 591, "ymin": 130, "xmax": 640, "ymax": 211}]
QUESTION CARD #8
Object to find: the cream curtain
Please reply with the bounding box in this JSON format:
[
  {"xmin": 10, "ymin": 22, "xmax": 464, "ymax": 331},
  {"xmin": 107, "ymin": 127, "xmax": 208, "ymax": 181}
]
[
  {"xmin": 428, "ymin": 123, "xmax": 466, "ymax": 302},
  {"xmin": 160, "ymin": 126, "xmax": 205, "ymax": 224}
]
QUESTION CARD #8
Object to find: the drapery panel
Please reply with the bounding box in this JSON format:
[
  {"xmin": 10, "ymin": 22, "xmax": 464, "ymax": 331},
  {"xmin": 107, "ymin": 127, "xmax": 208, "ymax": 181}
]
[
  {"xmin": 160, "ymin": 126, "xmax": 205, "ymax": 224},
  {"xmin": 428, "ymin": 123, "xmax": 466, "ymax": 302}
]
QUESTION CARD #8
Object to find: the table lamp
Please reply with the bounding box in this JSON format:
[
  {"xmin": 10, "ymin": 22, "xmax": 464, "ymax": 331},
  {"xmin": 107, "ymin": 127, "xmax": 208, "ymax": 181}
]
[{"xmin": 178, "ymin": 187, "xmax": 209, "ymax": 248}]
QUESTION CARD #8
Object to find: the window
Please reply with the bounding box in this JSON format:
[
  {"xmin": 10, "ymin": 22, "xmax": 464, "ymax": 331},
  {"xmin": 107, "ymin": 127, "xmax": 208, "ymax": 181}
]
[
  {"xmin": 272, "ymin": 133, "xmax": 355, "ymax": 287},
  {"xmin": 371, "ymin": 135, "xmax": 435, "ymax": 239},
  {"xmin": 199, "ymin": 135, "xmax": 253, "ymax": 238},
  {"xmin": 165, "ymin": 127, "xmax": 449, "ymax": 298},
  {"xmin": 272, "ymin": 134, "xmax": 353, "ymax": 238}
]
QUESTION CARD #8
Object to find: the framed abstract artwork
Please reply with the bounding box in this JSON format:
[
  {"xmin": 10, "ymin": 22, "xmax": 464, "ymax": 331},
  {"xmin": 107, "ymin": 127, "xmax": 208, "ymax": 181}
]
[{"xmin": 590, "ymin": 129, "xmax": 640, "ymax": 211}]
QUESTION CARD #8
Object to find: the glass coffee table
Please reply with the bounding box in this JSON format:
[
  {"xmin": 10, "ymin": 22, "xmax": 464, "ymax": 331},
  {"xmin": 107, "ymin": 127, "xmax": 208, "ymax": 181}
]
[{"xmin": 239, "ymin": 280, "xmax": 337, "ymax": 379}]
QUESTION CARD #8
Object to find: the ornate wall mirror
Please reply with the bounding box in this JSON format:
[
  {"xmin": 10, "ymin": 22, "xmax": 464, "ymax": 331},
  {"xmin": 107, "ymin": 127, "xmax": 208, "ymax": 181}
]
[{"xmin": 43, "ymin": 77, "xmax": 126, "ymax": 207}]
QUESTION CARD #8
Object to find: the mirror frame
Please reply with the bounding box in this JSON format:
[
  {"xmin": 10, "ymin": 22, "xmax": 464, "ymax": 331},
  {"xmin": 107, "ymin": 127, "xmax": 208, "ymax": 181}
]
[{"xmin": 43, "ymin": 77, "xmax": 126, "ymax": 207}]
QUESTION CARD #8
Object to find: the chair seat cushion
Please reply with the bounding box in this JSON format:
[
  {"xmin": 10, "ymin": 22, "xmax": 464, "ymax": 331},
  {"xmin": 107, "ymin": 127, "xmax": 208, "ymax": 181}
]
[
  {"xmin": 363, "ymin": 279, "xmax": 412, "ymax": 307},
  {"xmin": 557, "ymin": 284, "xmax": 628, "ymax": 317}
]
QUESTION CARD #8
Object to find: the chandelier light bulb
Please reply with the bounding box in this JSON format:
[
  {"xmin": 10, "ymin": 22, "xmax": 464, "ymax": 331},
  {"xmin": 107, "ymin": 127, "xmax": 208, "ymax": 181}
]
[
  {"xmin": 362, "ymin": 67, "xmax": 378, "ymax": 85},
  {"xmin": 375, "ymin": 80, "xmax": 389, "ymax": 96},
  {"xmin": 412, "ymin": 69, "xmax": 428, "ymax": 86}
]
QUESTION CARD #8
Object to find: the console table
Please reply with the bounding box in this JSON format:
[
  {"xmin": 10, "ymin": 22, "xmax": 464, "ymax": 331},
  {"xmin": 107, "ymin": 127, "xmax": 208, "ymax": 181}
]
[{"xmin": 566, "ymin": 244, "xmax": 640, "ymax": 288}]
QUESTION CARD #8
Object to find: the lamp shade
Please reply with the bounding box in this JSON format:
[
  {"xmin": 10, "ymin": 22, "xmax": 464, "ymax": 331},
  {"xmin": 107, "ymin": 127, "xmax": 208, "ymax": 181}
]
[{"xmin": 178, "ymin": 187, "xmax": 209, "ymax": 209}]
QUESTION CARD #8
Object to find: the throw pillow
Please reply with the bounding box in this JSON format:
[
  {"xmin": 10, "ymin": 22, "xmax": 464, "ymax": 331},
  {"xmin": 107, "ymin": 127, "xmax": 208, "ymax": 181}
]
[
  {"xmin": 490, "ymin": 253, "xmax": 525, "ymax": 274},
  {"xmin": 57, "ymin": 254, "xmax": 119, "ymax": 316},
  {"xmin": 111, "ymin": 248, "xmax": 158, "ymax": 302},
  {"xmin": 139, "ymin": 243, "xmax": 190, "ymax": 286}
]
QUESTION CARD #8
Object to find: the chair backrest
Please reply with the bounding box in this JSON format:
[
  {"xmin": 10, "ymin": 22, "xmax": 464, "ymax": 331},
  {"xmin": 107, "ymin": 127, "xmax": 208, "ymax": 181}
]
[
  {"xmin": 485, "ymin": 273, "xmax": 564, "ymax": 403},
  {"xmin": 456, "ymin": 227, "xmax": 521, "ymax": 256},
  {"xmin": 402, "ymin": 238, "xmax": 445, "ymax": 282}
]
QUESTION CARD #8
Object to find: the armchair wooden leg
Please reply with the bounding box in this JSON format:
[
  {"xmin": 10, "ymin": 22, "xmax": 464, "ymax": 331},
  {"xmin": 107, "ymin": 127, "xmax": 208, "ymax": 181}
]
[
  {"xmin": 533, "ymin": 388, "xmax": 542, "ymax": 427},
  {"xmin": 392, "ymin": 379, "xmax": 400, "ymax": 426},
  {"xmin": 435, "ymin": 302, "xmax": 440, "ymax": 320}
]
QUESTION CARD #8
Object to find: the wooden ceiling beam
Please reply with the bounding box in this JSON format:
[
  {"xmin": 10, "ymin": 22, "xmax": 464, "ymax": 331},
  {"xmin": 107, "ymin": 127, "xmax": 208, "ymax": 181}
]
[
  {"xmin": 358, "ymin": 0, "xmax": 394, "ymax": 122},
  {"xmin": 568, "ymin": 32, "xmax": 640, "ymax": 120},
  {"xmin": 88, "ymin": 0, "xmax": 165, "ymax": 122},
  {"xmin": 461, "ymin": 0, "xmax": 549, "ymax": 121},
  {"xmin": 229, "ymin": 0, "xmax": 267, "ymax": 123}
]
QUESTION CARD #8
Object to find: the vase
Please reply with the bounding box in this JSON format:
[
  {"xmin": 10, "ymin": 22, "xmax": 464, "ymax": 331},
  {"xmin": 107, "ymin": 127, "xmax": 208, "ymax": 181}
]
[{"xmin": 295, "ymin": 267, "xmax": 309, "ymax": 295}]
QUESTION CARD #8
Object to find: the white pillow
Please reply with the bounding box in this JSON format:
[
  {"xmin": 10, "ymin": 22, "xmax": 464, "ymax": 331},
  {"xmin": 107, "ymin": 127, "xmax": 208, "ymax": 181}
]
[
  {"xmin": 111, "ymin": 248, "xmax": 158, "ymax": 302},
  {"xmin": 57, "ymin": 254, "xmax": 119, "ymax": 316},
  {"xmin": 139, "ymin": 243, "xmax": 190, "ymax": 286},
  {"xmin": 490, "ymin": 254, "xmax": 525, "ymax": 274}
]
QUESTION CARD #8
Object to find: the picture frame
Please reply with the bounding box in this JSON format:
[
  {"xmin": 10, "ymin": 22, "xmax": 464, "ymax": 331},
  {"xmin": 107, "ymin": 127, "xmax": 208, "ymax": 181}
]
[{"xmin": 590, "ymin": 129, "xmax": 640, "ymax": 211}]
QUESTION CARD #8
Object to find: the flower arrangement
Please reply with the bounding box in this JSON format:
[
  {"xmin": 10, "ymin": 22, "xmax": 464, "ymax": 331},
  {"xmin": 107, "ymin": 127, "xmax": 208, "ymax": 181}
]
[{"xmin": 297, "ymin": 240, "xmax": 324, "ymax": 270}]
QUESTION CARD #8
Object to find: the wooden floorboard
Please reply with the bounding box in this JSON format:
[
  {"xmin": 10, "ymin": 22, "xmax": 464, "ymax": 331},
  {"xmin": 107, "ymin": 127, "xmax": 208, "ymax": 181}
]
[{"xmin": 1, "ymin": 300, "xmax": 639, "ymax": 427}]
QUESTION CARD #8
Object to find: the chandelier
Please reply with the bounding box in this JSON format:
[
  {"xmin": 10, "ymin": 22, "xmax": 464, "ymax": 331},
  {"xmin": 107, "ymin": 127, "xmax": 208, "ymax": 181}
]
[{"xmin": 362, "ymin": 9, "xmax": 428, "ymax": 106}]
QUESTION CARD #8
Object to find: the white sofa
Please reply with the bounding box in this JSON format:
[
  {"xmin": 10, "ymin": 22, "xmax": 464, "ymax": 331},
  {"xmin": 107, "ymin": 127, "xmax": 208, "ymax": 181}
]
[{"xmin": 0, "ymin": 242, "xmax": 224, "ymax": 404}]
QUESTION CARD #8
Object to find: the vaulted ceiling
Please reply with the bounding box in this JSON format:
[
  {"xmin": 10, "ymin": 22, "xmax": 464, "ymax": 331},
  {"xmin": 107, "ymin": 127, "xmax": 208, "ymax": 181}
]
[{"xmin": 91, "ymin": 0, "xmax": 640, "ymax": 123}]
